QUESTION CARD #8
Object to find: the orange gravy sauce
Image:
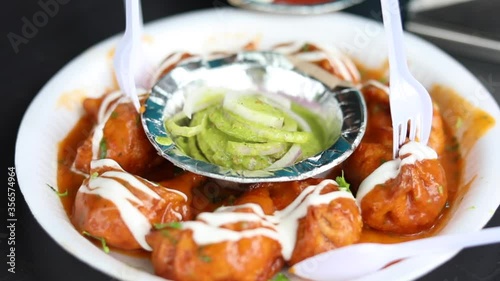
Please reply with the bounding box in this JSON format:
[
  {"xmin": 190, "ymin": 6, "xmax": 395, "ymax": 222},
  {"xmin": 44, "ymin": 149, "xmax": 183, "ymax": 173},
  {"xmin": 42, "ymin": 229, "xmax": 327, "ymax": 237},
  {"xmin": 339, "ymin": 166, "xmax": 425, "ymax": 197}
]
[
  {"xmin": 56, "ymin": 65, "xmax": 496, "ymax": 252},
  {"xmin": 57, "ymin": 115, "xmax": 93, "ymax": 216}
]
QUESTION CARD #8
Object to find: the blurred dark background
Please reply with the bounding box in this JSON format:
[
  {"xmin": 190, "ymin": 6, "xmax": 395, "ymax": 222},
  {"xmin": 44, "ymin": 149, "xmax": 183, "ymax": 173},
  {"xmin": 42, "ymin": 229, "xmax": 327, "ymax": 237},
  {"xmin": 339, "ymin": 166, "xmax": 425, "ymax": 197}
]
[{"xmin": 1, "ymin": 0, "xmax": 499, "ymax": 281}]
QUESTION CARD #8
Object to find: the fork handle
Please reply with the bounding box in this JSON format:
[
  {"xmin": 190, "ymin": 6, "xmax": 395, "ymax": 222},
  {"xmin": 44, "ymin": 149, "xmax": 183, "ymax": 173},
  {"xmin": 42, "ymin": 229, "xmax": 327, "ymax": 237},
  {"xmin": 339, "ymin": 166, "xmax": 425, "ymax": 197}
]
[
  {"xmin": 391, "ymin": 226, "xmax": 500, "ymax": 259},
  {"xmin": 125, "ymin": 0, "xmax": 143, "ymax": 40},
  {"xmin": 119, "ymin": 0, "xmax": 143, "ymax": 112},
  {"xmin": 380, "ymin": 0, "xmax": 410, "ymax": 77}
]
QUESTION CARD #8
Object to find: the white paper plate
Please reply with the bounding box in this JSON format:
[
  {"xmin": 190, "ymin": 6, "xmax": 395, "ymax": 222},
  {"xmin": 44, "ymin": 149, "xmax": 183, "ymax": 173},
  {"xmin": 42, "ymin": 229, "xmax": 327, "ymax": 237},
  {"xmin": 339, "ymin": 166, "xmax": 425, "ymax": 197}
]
[{"xmin": 15, "ymin": 8, "xmax": 500, "ymax": 281}]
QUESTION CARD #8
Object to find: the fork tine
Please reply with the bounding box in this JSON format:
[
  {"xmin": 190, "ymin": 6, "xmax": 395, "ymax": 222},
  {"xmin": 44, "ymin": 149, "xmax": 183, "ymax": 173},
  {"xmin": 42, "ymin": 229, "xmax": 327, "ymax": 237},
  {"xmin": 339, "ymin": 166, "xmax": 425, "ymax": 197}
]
[
  {"xmin": 421, "ymin": 105, "xmax": 433, "ymax": 145},
  {"xmin": 408, "ymin": 116, "xmax": 417, "ymax": 141},
  {"xmin": 393, "ymin": 123, "xmax": 400, "ymax": 158},
  {"xmin": 417, "ymin": 115, "xmax": 424, "ymax": 142},
  {"xmin": 399, "ymin": 121, "xmax": 408, "ymax": 146}
]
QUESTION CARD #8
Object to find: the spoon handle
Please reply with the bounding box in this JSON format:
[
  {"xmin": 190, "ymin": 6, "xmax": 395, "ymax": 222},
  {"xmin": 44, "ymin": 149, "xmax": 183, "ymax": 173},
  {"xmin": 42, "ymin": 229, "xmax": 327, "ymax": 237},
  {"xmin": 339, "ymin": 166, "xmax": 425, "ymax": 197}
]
[
  {"xmin": 393, "ymin": 226, "xmax": 500, "ymax": 259},
  {"xmin": 114, "ymin": 0, "xmax": 143, "ymax": 111},
  {"xmin": 380, "ymin": 0, "xmax": 410, "ymax": 76},
  {"xmin": 125, "ymin": 0, "xmax": 143, "ymax": 38}
]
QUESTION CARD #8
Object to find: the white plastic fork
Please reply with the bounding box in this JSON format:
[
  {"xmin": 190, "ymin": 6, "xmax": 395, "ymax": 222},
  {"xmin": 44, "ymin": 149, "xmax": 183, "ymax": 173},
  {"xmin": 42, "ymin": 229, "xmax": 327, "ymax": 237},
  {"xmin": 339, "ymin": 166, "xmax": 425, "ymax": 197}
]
[
  {"xmin": 291, "ymin": 226, "xmax": 500, "ymax": 281},
  {"xmin": 381, "ymin": 0, "xmax": 434, "ymax": 158},
  {"xmin": 114, "ymin": 0, "xmax": 150, "ymax": 112}
]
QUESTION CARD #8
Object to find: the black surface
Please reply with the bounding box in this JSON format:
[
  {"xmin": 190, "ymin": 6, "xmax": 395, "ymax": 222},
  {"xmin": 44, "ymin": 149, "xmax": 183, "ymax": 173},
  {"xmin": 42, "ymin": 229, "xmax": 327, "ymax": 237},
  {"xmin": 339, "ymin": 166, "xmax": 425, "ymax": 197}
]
[
  {"xmin": 407, "ymin": 0, "xmax": 500, "ymax": 63},
  {"xmin": 410, "ymin": 0, "xmax": 500, "ymax": 41},
  {"xmin": 2, "ymin": 1, "xmax": 499, "ymax": 281}
]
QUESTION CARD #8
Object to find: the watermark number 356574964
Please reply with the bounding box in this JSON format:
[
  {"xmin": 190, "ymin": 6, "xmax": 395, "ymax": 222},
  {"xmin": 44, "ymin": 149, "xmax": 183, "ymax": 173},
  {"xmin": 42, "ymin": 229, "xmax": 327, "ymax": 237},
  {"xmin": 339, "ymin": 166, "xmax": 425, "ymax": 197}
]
[{"xmin": 7, "ymin": 167, "xmax": 17, "ymax": 274}]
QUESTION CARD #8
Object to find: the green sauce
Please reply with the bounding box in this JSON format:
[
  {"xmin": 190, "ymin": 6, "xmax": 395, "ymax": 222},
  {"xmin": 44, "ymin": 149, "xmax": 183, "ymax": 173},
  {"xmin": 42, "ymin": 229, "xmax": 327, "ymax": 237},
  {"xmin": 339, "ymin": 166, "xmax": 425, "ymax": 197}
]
[{"xmin": 165, "ymin": 89, "xmax": 338, "ymax": 171}]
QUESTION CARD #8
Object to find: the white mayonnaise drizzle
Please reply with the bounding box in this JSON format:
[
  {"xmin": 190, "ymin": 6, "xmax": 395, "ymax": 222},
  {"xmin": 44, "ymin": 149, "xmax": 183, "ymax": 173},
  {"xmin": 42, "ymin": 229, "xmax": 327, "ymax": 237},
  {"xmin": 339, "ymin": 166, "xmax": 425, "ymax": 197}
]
[
  {"xmin": 78, "ymin": 159, "xmax": 188, "ymax": 251},
  {"xmin": 315, "ymin": 42, "xmax": 360, "ymax": 81},
  {"xmin": 101, "ymin": 171, "xmax": 161, "ymax": 200},
  {"xmin": 79, "ymin": 176, "xmax": 153, "ymax": 250},
  {"xmin": 272, "ymin": 41, "xmax": 305, "ymax": 54},
  {"xmin": 293, "ymin": 51, "xmax": 328, "ymax": 62},
  {"xmin": 356, "ymin": 141, "xmax": 438, "ymax": 204},
  {"xmin": 273, "ymin": 42, "xmax": 360, "ymax": 82},
  {"xmin": 97, "ymin": 91, "xmax": 123, "ymax": 122},
  {"xmin": 91, "ymin": 159, "xmax": 187, "ymax": 200},
  {"xmin": 316, "ymin": 43, "xmax": 359, "ymax": 83},
  {"xmin": 149, "ymin": 52, "xmax": 186, "ymax": 86},
  {"xmin": 366, "ymin": 79, "xmax": 390, "ymax": 94},
  {"xmin": 182, "ymin": 220, "xmax": 280, "ymax": 246},
  {"xmin": 90, "ymin": 91, "xmax": 124, "ymax": 160},
  {"xmin": 68, "ymin": 92, "xmax": 123, "ymax": 176},
  {"xmin": 89, "ymin": 89, "xmax": 149, "ymax": 162},
  {"xmin": 70, "ymin": 164, "xmax": 89, "ymax": 177},
  {"xmin": 182, "ymin": 179, "xmax": 355, "ymax": 260}
]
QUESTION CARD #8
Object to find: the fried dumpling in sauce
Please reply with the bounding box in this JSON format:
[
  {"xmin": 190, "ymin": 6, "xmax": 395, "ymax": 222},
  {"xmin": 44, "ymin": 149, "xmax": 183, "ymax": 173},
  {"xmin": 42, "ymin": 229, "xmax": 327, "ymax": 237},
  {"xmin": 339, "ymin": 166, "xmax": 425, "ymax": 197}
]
[
  {"xmin": 236, "ymin": 178, "xmax": 363, "ymax": 266},
  {"xmin": 147, "ymin": 206, "xmax": 284, "ymax": 281},
  {"xmin": 73, "ymin": 92, "xmax": 164, "ymax": 176},
  {"xmin": 72, "ymin": 159, "xmax": 189, "ymax": 251},
  {"xmin": 356, "ymin": 142, "xmax": 448, "ymax": 234},
  {"xmin": 146, "ymin": 178, "xmax": 362, "ymax": 281}
]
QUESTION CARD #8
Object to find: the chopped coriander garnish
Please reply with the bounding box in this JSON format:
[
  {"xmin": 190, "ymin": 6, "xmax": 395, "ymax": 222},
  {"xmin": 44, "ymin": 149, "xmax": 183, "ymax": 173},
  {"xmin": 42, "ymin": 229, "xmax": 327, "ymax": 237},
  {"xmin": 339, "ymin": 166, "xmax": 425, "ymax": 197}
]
[
  {"xmin": 110, "ymin": 111, "xmax": 118, "ymax": 119},
  {"xmin": 160, "ymin": 229, "xmax": 178, "ymax": 244},
  {"xmin": 199, "ymin": 254, "xmax": 212, "ymax": 263},
  {"xmin": 154, "ymin": 221, "xmax": 182, "ymax": 230},
  {"xmin": 455, "ymin": 117, "xmax": 463, "ymax": 129},
  {"xmin": 301, "ymin": 44, "xmax": 310, "ymax": 52},
  {"xmin": 335, "ymin": 171, "xmax": 351, "ymax": 192},
  {"xmin": 197, "ymin": 247, "xmax": 212, "ymax": 263},
  {"xmin": 227, "ymin": 195, "xmax": 236, "ymax": 206},
  {"xmin": 47, "ymin": 184, "xmax": 68, "ymax": 197},
  {"xmin": 82, "ymin": 231, "xmax": 110, "ymax": 253},
  {"xmin": 90, "ymin": 172, "xmax": 99, "ymax": 179},
  {"xmin": 445, "ymin": 143, "xmax": 460, "ymax": 152},
  {"xmin": 99, "ymin": 138, "xmax": 108, "ymax": 159},
  {"xmin": 209, "ymin": 195, "xmax": 224, "ymax": 204},
  {"xmin": 270, "ymin": 273, "xmax": 290, "ymax": 281},
  {"xmin": 155, "ymin": 136, "xmax": 173, "ymax": 146},
  {"xmin": 378, "ymin": 77, "xmax": 388, "ymax": 84},
  {"xmin": 438, "ymin": 185, "xmax": 444, "ymax": 195}
]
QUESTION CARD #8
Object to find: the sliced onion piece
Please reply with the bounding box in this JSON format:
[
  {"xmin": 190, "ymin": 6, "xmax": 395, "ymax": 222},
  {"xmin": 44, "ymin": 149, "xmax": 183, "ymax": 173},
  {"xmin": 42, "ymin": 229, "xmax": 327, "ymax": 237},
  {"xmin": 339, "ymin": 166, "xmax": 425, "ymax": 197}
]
[
  {"xmin": 223, "ymin": 92, "xmax": 285, "ymax": 129},
  {"xmin": 260, "ymin": 94, "xmax": 312, "ymax": 133},
  {"xmin": 183, "ymin": 87, "xmax": 224, "ymax": 119},
  {"xmin": 257, "ymin": 92, "xmax": 291, "ymax": 110},
  {"xmin": 279, "ymin": 106, "xmax": 311, "ymax": 132},
  {"xmin": 209, "ymin": 110, "xmax": 312, "ymax": 144},
  {"xmin": 282, "ymin": 116, "xmax": 298, "ymax": 132},
  {"xmin": 165, "ymin": 112, "xmax": 206, "ymax": 137},
  {"xmin": 266, "ymin": 144, "xmax": 303, "ymax": 170},
  {"xmin": 227, "ymin": 141, "xmax": 287, "ymax": 156}
]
